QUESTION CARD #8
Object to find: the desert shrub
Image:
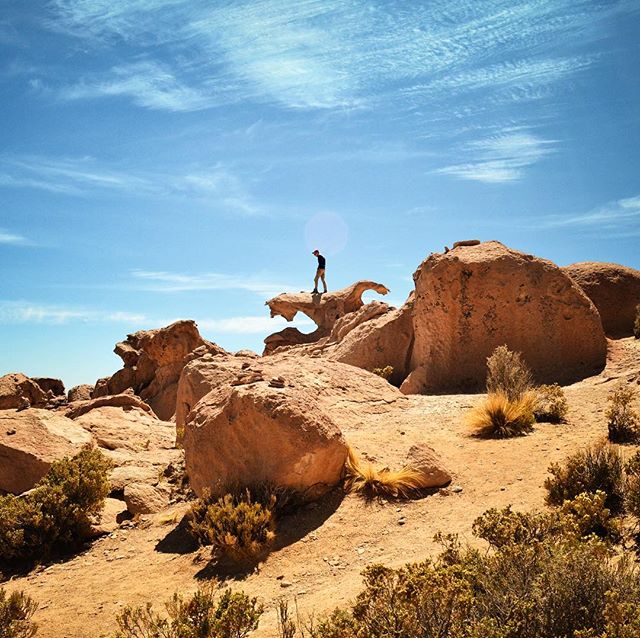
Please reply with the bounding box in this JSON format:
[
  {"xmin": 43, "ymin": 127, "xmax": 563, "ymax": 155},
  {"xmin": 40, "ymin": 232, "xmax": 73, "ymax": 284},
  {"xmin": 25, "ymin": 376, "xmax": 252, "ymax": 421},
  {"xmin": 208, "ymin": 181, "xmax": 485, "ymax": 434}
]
[
  {"xmin": 188, "ymin": 490, "xmax": 276, "ymax": 562},
  {"xmin": 607, "ymin": 384, "xmax": 640, "ymax": 443},
  {"xmin": 486, "ymin": 344, "xmax": 534, "ymax": 400},
  {"xmin": 343, "ymin": 448, "xmax": 428, "ymax": 500},
  {"xmin": 534, "ymin": 383, "xmax": 569, "ymax": 423},
  {"xmin": 559, "ymin": 491, "xmax": 623, "ymax": 542},
  {"xmin": 624, "ymin": 451, "xmax": 640, "ymax": 521},
  {"xmin": 0, "ymin": 588, "xmax": 38, "ymax": 638},
  {"xmin": 0, "ymin": 447, "xmax": 111, "ymax": 563},
  {"xmin": 634, "ymin": 304, "xmax": 640, "ymax": 339},
  {"xmin": 115, "ymin": 587, "xmax": 262, "ymax": 638},
  {"xmin": 545, "ymin": 443, "xmax": 625, "ymax": 513},
  {"xmin": 466, "ymin": 391, "xmax": 535, "ymax": 438},
  {"xmin": 370, "ymin": 366, "xmax": 393, "ymax": 381}
]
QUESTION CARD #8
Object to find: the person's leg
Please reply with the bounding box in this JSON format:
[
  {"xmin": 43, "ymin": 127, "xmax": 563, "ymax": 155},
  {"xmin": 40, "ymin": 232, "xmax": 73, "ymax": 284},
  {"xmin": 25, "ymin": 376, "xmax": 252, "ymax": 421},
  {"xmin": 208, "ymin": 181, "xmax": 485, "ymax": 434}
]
[
  {"xmin": 313, "ymin": 270, "xmax": 320, "ymax": 293},
  {"xmin": 320, "ymin": 270, "xmax": 327, "ymax": 293}
]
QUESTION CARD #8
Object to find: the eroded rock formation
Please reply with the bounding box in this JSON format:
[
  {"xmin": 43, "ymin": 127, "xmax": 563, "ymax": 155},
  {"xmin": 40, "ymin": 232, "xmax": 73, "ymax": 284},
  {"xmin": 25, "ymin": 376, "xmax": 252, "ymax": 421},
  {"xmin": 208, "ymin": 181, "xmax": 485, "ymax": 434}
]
[
  {"xmin": 93, "ymin": 320, "xmax": 226, "ymax": 420},
  {"xmin": 563, "ymin": 262, "xmax": 640, "ymax": 337},
  {"xmin": 264, "ymin": 281, "xmax": 390, "ymax": 354},
  {"xmin": 0, "ymin": 373, "xmax": 48, "ymax": 410},
  {"xmin": 401, "ymin": 241, "xmax": 607, "ymax": 394}
]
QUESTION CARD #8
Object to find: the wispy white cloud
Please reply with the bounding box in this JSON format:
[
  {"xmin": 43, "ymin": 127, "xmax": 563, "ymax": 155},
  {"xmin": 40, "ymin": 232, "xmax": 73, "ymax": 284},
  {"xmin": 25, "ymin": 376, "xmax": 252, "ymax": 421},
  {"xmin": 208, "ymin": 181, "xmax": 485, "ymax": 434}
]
[
  {"xmin": 0, "ymin": 301, "xmax": 148, "ymax": 325},
  {"xmin": 131, "ymin": 270, "xmax": 300, "ymax": 297},
  {"xmin": 435, "ymin": 130, "xmax": 556, "ymax": 183},
  {"xmin": 0, "ymin": 229, "xmax": 31, "ymax": 245},
  {"xmin": 533, "ymin": 195, "xmax": 640, "ymax": 235},
  {"xmin": 0, "ymin": 154, "xmax": 265, "ymax": 214},
  {"xmin": 199, "ymin": 315, "xmax": 313, "ymax": 334},
  {"xmin": 61, "ymin": 61, "xmax": 217, "ymax": 112},
  {"xmin": 46, "ymin": 0, "xmax": 623, "ymax": 112}
]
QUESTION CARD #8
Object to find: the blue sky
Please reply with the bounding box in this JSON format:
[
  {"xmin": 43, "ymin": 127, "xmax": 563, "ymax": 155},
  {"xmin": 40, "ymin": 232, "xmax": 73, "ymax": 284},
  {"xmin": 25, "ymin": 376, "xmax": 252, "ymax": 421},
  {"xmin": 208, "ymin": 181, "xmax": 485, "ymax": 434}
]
[{"xmin": 1, "ymin": 0, "xmax": 639, "ymax": 389}]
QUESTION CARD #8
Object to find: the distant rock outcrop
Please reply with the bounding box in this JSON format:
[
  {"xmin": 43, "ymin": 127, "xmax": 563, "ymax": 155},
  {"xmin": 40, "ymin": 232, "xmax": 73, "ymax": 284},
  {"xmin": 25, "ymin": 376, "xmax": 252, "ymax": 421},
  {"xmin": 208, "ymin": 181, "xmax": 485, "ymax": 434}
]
[
  {"xmin": 68, "ymin": 384, "xmax": 94, "ymax": 403},
  {"xmin": 0, "ymin": 373, "xmax": 48, "ymax": 410},
  {"xmin": 93, "ymin": 320, "xmax": 226, "ymax": 420},
  {"xmin": 0, "ymin": 409, "xmax": 93, "ymax": 494},
  {"xmin": 563, "ymin": 262, "xmax": 640, "ymax": 337},
  {"xmin": 401, "ymin": 241, "xmax": 607, "ymax": 394},
  {"xmin": 264, "ymin": 281, "xmax": 390, "ymax": 354}
]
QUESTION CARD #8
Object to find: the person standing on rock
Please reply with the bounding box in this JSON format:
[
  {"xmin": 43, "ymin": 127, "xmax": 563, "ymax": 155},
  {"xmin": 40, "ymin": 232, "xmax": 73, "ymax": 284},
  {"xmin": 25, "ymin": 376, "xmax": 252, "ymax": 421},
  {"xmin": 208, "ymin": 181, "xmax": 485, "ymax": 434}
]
[{"xmin": 312, "ymin": 249, "xmax": 327, "ymax": 294}]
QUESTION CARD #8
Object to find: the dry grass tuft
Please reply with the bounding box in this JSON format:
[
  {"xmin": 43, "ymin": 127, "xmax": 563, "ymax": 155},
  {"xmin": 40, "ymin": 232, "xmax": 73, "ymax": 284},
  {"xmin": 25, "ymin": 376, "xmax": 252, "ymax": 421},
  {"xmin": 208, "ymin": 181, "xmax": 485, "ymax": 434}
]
[
  {"xmin": 466, "ymin": 391, "xmax": 536, "ymax": 438},
  {"xmin": 343, "ymin": 448, "xmax": 428, "ymax": 500}
]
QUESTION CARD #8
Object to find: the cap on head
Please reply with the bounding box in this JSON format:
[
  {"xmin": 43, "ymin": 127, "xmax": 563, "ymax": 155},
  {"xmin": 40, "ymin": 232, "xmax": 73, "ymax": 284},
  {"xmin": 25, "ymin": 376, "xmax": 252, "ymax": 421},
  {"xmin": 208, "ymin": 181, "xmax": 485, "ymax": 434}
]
[{"xmin": 312, "ymin": 249, "xmax": 319, "ymax": 255}]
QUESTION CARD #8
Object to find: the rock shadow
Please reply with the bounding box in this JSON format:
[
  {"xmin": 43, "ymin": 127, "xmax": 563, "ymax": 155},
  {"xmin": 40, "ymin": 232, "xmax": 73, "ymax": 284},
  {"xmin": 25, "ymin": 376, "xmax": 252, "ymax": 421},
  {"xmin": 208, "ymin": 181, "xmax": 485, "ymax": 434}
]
[{"xmin": 193, "ymin": 487, "xmax": 345, "ymax": 582}]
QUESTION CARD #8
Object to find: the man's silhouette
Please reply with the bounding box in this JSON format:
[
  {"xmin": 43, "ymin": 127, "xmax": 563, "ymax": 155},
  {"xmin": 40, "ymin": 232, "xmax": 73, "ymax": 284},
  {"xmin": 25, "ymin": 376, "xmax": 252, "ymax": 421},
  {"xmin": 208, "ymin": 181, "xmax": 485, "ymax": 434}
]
[{"xmin": 312, "ymin": 249, "xmax": 327, "ymax": 294}]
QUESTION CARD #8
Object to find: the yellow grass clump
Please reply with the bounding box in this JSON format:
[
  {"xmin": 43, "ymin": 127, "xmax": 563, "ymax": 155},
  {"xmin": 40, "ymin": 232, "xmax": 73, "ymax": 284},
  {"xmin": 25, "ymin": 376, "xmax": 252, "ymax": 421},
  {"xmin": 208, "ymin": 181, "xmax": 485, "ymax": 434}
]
[
  {"xmin": 466, "ymin": 391, "xmax": 536, "ymax": 438},
  {"xmin": 344, "ymin": 448, "xmax": 428, "ymax": 499}
]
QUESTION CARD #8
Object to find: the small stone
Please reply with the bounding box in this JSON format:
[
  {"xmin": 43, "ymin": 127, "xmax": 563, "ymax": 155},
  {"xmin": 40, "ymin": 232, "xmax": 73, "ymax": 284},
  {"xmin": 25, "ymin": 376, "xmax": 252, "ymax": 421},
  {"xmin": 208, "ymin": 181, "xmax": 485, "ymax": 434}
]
[
  {"xmin": 280, "ymin": 581, "xmax": 293, "ymax": 588},
  {"xmin": 398, "ymin": 517, "xmax": 406, "ymax": 526},
  {"xmin": 451, "ymin": 485, "xmax": 463, "ymax": 493}
]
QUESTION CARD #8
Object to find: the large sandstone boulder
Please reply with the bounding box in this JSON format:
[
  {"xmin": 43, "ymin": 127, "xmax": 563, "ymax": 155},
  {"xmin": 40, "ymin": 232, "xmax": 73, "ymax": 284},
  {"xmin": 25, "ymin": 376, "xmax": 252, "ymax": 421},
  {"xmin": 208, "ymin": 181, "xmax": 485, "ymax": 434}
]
[
  {"xmin": 183, "ymin": 356, "xmax": 405, "ymax": 499},
  {"xmin": 65, "ymin": 392, "xmax": 155, "ymax": 420},
  {"xmin": 401, "ymin": 241, "xmax": 606, "ymax": 394},
  {"xmin": 68, "ymin": 384, "xmax": 94, "ymax": 402},
  {"xmin": 93, "ymin": 321, "xmax": 226, "ymax": 420},
  {"xmin": 32, "ymin": 377, "xmax": 65, "ymax": 398},
  {"xmin": 0, "ymin": 373, "xmax": 48, "ymax": 410},
  {"xmin": 0, "ymin": 409, "xmax": 93, "ymax": 494},
  {"xmin": 175, "ymin": 352, "xmax": 251, "ymax": 436},
  {"xmin": 562, "ymin": 262, "xmax": 640, "ymax": 337},
  {"xmin": 264, "ymin": 281, "xmax": 389, "ymax": 354}
]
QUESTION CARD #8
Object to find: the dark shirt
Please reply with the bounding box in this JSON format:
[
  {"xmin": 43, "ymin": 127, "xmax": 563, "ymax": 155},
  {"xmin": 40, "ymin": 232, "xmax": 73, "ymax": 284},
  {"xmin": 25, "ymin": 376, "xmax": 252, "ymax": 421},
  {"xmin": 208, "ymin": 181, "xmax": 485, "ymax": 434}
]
[{"xmin": 316, "ymin": 254, "xmax": 326, "ymax": 269}]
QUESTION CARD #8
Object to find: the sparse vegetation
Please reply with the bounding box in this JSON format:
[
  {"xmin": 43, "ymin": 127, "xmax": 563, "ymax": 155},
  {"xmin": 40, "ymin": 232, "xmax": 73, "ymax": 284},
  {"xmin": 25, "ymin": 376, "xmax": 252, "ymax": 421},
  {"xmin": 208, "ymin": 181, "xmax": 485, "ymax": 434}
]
[
  {"xmin": 534, "ymin": 383, "xmax": 569, "ymax": 423},
  {"xmin": 0, "ymin": 588, "xmax": 38, "ymax": 638},
  {"xmin": 607, "ymin": 383, "xmax": 640, "ymax": 443},
  {"xmin": 545, "ymin": 443, "xmax": 625, "ymax": 513},
  {"xmin": 114, "ymin": 587, "xmax": 262, "ymax": 638},
  {"xmin": 0, "ymin": 447, "xmax": 111, "ymax": 564},
  {"xmin": 466, "ymin": 391, "xmax": 536, "ymax": 438},
  {"xmin": 370, "ymin": 366, "xmax": 393, "ymax": 381},
  {"xmin": 277, "ymin": 502, "xmax": 640, "ymax": 638},
  {"xmin": 486, "ymin": 344, "xmax": 534, "ymax": 400},
  {"xmin": 634, "ymin": 304, "xmax": 640, "ymax": 339},
  {"xmin": 188, "ymin": 489, "xmax": 276, "ymax": 563},
  {"xmin": 625, "ymin": 451, "xmax": 640, "ymax": 521},
  {"xmin": 343, "ymin": 447, "xmax": 428, "ymax": 500}
]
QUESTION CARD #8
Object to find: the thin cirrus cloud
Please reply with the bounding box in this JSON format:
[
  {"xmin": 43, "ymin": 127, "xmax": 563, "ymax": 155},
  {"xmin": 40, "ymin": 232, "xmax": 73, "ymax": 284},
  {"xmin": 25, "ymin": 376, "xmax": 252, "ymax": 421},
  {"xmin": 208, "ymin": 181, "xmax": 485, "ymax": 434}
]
[
  {"xmin": 46, "ymin": 0, "xmax": 623, "ymax": 113},
  {"xmin": 0, "ymin": 301, "xmax": 148, "ymax": 325},
  {"xmin": 534, "ymin": 195, "xmax": 640, "ymax": 235},
  {"xmin": 435, "ymin": 131, "xmax": 557, "ymax": 183},
  {"xmin": 0, "ymin": 229, "xmax": 30, "ymax": 245},
  {"xmin": 0, "ymin": 154, "xmax": 265, "ymax": 214},
  {"xmin": 130, "ymin": 270, "xmax": 301, "ymax": 297},
  {"xmin": 0, "ymin": 300, "xmax": 310, "ymax": 335}
]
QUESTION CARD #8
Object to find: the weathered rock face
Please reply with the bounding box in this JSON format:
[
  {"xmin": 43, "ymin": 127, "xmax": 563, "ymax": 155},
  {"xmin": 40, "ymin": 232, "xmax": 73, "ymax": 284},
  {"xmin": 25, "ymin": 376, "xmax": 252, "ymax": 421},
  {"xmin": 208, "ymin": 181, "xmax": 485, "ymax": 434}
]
[
  {"xmin": 93, "ymin": 321, "xmax": 226, "ymax": 420},
  {"xmin": 183, "ymin": 355, "xmax": 405, "ymax": 499},
  {"xmin": 65, "ymin": 392, "xmax": 155, "ymax": 420},
  {"xmin": 33, "ymin": 377, "xmax": 65, "ymax": 399},
  {"xmin": 562, "ymin": 262, "xmax": 640, "ymax": 337},
  {"xmin": 328, "ymin": 297, "xmax": 415, "ymax": 386},
  {"xmin": 175, "ymin": 353, "xmax": 250, "ymax": 436},
  {"xmin": 0, "ymin": 409, "xmax": 93, "ymax": 494},
  {"xmin": 404, "ymin": 444, "xmax": 451, "ymax": 488},
  {"xmin": 402, "ymin": 241, "xmax": 607, "ymax": 394},
  {"xmin": 0, "ymin": 373, "xmax": 48, "ymax": 410},
  {"xmin": 264, "ymin": 281, "xmax": 390, "ymax": 354},
  {"xmin": 68, "ymin": 384, "xmax": 94, "ymax": 402}
]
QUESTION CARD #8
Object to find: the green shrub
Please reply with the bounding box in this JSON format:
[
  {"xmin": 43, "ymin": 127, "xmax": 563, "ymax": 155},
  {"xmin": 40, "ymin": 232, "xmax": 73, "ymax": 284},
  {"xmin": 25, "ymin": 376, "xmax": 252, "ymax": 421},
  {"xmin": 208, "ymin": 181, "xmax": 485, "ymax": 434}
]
[
  {"xmin": 189, "ymin": 490, "xmax": 276, "ymax": 563},
  {"xmin": 534, "ymin": 383, "xmax": 569, "ymax": 423},
  {"xmin": 607, "ymin": 384, "xmax": 640, "ymax": 443},
  {"xmin": 371, "ymin": 366, "xmax": 393, "ymax": 381},
  {"xmin": 486, "ymin": 345, "xmax": 534, "ymax": 400},
  {"xmin": 115, "ymin": 587, "xmax": 262, "ymax": 638},
  {"xmin": 0, "ymin": 588, "xmax": 38, "ymax": 638},
  {"xmin": 545, "ymin": 443, "xmax": 625, "ymax": 513},
  {"xmin": 0, "ymin": 447, "xmax": 111, "ymax": 563},
  {"xmin": 466, "ymin": 391, "xmax": 535, "ymax": 438}
]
